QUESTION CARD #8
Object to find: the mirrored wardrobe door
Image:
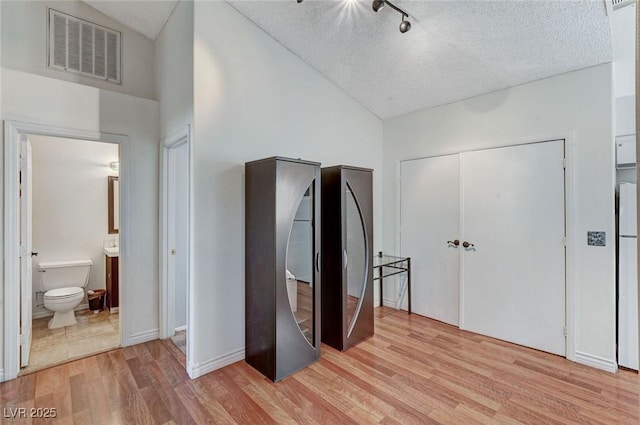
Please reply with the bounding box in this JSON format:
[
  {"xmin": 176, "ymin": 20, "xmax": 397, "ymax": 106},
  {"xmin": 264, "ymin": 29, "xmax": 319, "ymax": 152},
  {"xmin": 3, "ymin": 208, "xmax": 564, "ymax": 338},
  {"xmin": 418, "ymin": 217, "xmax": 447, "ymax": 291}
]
[
  {"xmin": 345, "ymin": 182, "xmax": 368, "ymax": 337},
  {"xmin": 320, "ymin": 165, "xmax": 373, "ymax": 352},
  {"xmin": 286, "ymin": 183, "xmax": 315, "ymax": 346}
]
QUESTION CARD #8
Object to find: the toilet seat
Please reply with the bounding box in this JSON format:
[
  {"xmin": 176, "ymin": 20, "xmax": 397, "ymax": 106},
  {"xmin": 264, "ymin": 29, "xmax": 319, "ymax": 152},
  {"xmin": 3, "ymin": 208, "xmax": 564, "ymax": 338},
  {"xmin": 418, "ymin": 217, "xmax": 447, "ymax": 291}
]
[{"xmin": 44, "ymin": 287, "xmax": 84, "ymax": 300}]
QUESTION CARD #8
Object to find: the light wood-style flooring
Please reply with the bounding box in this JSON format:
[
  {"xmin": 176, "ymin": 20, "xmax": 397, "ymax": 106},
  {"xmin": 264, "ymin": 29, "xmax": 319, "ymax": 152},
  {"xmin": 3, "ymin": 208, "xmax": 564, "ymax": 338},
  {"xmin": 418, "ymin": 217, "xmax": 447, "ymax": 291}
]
[{"xmin": 1, "ymin": 307, "xmax": 637, "ymax": 424}]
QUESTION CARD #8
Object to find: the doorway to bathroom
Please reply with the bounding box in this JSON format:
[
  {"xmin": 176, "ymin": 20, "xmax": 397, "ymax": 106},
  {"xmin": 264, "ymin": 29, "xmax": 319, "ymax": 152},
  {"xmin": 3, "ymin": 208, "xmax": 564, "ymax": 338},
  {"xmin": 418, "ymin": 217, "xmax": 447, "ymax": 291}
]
[
  {"xmin": 160, "ymin": 127, "xmax": 192, "ymax": 373},
  {"xmin": 3, "ymin": 121, "xmax": 129, "ymax": 380}
]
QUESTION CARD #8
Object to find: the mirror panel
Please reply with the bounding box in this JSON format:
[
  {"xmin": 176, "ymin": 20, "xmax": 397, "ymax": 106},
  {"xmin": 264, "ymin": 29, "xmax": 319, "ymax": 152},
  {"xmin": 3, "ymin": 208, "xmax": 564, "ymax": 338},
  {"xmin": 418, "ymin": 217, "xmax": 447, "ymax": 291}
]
[
  {"xmin": 108, "ymin": 176, "xmax": 119, "ymax": 234},
  {"xmin": 286, "ymin": 184, "xmax": 315, "ymax": 346},
  {"xmin": 346, "ymin": 183, "xmax": 367, "ymax": 336}
]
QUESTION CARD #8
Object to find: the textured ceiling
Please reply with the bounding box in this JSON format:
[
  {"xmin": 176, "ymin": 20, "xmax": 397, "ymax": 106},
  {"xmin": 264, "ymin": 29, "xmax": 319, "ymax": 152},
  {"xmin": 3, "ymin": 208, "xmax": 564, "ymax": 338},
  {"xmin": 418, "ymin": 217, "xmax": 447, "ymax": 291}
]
[
  {"xmin": 83, "ymin": 0, "xmax": 613, "ymax": 119},
  {"xmin": 228, "ymin": 0, "xmax": 613, "ymax": 119},
  {"xmin": 83, "ymin": 0, "xmax": 178, "ymax": 40}
]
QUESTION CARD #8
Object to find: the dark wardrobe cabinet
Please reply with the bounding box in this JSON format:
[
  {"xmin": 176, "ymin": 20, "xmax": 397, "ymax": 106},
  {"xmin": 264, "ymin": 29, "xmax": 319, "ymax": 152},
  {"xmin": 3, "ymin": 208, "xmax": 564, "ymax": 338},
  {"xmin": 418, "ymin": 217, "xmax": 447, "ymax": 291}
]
[
  {"xmin": 245, "ymin": 157, "xmax": 321, "ymax": 382},
  {"xmin": 321, "ymin": 165, "xmax": 374, "ymax": 351}
]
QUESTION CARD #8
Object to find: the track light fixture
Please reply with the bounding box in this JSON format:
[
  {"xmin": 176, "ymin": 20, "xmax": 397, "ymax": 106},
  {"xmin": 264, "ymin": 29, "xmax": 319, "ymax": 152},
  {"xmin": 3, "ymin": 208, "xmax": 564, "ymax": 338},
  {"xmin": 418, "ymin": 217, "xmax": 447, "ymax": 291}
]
[
  {"xmin": 399, "ymin": 15, "xmax": 411, "ymax": 33},
  {"xmin": 371, "ymin": 0, "xmax": 412, "ymax": 33},
  {"xmin": 372, "ymin": 0, "xmax": 385, "ymax": 12},
  {"xmin": 296, "ymin": 0, "xmax": 412, "ymax": 34}
]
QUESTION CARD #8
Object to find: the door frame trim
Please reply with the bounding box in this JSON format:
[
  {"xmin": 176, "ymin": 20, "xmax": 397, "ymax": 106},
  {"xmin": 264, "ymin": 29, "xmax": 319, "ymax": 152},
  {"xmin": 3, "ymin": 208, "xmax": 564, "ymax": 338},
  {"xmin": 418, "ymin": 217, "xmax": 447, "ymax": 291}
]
[
  {"xmin": 159, "ymin": 125, "xmax": 194, "ymax": 376},
  {"xmin": 397, "ymin": 132, "xmax": 577, "ymax": 363},
  {"xmin": 3, "ymin": 120, "xmax": 129, "ymax": 381}
]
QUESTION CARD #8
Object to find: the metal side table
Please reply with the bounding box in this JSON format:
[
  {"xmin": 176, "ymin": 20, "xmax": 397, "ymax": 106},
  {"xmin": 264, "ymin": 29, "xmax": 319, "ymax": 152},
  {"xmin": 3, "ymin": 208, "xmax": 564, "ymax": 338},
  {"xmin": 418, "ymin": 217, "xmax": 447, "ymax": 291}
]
[{"xmin": 373, "ymin": 253, "xmax": 411, "ymax": 314}]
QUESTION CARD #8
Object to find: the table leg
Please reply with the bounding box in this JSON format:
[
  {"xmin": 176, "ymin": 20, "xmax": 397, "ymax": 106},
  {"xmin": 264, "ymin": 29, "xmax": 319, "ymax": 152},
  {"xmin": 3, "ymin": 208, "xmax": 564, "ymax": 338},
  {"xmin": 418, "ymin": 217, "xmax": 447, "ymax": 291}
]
[
  {"xmin": 380, "ymin": 272, "xmax": 383, "ymax": 308},
  {"xmin": 407, "ymin": 258, "xmax": 411, "ymax": 314}
]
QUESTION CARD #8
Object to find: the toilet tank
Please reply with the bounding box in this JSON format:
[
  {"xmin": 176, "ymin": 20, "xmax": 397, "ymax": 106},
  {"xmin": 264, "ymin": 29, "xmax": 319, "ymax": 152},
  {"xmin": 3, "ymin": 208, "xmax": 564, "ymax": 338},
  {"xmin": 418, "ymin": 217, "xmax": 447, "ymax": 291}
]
[{"xmin": 38, "ymin": 260, "xmax": 93, "ymax": 292}]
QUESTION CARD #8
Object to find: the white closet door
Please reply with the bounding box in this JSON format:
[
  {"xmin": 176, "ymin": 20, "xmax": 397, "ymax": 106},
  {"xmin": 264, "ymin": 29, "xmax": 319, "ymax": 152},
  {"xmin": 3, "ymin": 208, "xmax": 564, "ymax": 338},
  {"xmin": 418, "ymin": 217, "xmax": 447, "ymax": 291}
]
[
  {"xmin": 461, "ymin": 141, "xmax": 566, "ymax": 356},
  {"xmin": 400, "ymin": 155, "xmax": 460, "ymax": 325}
]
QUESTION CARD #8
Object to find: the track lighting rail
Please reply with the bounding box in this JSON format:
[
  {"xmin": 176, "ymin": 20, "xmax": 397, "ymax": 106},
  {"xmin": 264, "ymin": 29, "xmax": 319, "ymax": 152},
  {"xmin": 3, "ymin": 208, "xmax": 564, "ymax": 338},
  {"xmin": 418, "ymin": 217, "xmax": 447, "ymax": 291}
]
[
  {"xmin": 373, "ymin": 0, "xmax": 412, "ymax": 33},
  {"xmin": 297, "ymin": 0, "xmax": 412, "ymax": 34}
]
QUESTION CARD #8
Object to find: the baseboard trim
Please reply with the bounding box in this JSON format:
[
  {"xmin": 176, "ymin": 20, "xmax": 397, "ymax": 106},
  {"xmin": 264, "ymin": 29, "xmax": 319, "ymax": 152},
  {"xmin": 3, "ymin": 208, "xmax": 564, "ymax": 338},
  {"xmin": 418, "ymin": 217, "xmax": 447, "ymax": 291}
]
[
  {"xmin": 188, "ymin": 348, "xmax": 245, "ymax": 379},
  {"xmin": 174, "ymin": 325, "xmax": 187, "ymax": 332},
  {"xmin": 129, "ymin": 329, "xmax": 159, "ymax": 345},
  {"xmin": 382, "ymin": 298, "xmax": 397, "ymax": 308},
  {"xmin": 32, "ymin": 303, "xmax": 90, "ymax": 319},
  {"xmin": 575, "ymin": 351, "xmax": 618, "ymax": 373}
]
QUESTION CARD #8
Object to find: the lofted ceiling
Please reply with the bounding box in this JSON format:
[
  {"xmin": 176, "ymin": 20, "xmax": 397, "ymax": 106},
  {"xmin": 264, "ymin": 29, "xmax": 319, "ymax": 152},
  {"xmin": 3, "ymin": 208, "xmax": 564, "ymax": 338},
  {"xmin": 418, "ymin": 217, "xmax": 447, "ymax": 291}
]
[{"xmin": 85, "ymin": 0, "xmax": 613, "ymax": 119}]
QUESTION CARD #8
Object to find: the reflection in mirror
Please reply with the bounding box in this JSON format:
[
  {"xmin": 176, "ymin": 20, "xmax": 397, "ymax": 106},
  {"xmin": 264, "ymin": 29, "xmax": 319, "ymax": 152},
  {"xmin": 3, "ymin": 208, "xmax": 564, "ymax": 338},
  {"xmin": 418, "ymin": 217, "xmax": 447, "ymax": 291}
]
[
  {"xmin": 346, "ymin": 183, "xmax": 367, "ymax": 337},
  {"xmin": 108, "ymin": 176, "xmax": 119, "ymax": 234},
  {"xmin": 286, "ymin": 185, "xmax": 314, "ymax": 345}
]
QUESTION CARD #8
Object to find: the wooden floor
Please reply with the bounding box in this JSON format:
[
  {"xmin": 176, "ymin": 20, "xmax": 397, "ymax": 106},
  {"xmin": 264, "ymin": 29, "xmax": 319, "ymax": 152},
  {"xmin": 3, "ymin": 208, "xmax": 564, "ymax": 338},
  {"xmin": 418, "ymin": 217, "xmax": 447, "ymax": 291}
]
[{"xmin": 1, "ymin": 307, "xmax": 637, "ymax": 424}]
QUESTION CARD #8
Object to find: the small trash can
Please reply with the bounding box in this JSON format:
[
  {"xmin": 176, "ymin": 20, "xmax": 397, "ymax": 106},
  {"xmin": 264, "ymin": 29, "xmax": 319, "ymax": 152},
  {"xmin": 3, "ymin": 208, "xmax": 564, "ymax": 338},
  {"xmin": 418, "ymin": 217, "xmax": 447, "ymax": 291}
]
[{"xmin": 88, "ymin": 289, "xmax": 106, "ymax": 313}]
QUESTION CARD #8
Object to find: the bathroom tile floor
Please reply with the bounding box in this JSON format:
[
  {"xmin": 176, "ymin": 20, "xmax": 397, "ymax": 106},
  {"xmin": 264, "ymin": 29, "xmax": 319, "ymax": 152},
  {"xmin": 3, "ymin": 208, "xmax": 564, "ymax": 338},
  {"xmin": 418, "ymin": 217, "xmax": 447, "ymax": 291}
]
[
  {"xmin": 20, "ymin": 309, "xmax": 119, "ymax": 376},
  {"xmin": 170, "ymin": 329, "xmax": 186, "ymax": 354}
]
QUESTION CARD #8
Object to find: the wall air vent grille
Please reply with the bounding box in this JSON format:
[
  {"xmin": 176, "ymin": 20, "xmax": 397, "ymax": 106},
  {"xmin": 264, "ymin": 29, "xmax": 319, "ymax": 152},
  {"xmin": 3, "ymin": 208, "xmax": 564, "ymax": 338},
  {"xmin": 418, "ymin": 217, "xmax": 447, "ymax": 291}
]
[
  {"xmin": 48, "ymin": 9, "xmax": 121, "ymax": 84},
  {"xmin": 611, "ymin": 0, "xmax": 635, "ymax": 10}
]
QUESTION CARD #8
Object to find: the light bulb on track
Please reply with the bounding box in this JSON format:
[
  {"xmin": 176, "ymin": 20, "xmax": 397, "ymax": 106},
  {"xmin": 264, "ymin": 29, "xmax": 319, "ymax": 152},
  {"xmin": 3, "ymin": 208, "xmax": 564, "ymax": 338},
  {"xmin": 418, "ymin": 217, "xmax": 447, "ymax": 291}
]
[
  {"xmin": 399, "ymin": 15, "xmax": 411, "ymax": 33},
  {"xmin": 372, "ymin": 0, "xmax": 385, "ymax": 12}
]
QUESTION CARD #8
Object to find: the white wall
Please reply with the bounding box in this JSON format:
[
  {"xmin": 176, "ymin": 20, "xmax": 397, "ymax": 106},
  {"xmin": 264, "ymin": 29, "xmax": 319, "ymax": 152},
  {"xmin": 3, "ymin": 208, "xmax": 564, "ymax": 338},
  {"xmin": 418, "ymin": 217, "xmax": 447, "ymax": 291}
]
[
  {"xmin": 154, "ymin": 0, "xmax": 193, "ymax": 337},
  {"xmin": 1, "ymin": 69, "xmax": 159, "ymax": 375},
  {"xmin": 383, "ymin": 64, "xmax": 616, "ymax": 365},
  {"xmin": 191, "ymin": 1, "xmax": 383, "ymax": 376},
  {"xmin": 0, "ymin": 0, "xmax": 4, "ymax": 381},
  {"xmin": 29, "ymin": 136, "xmax": 118, "ymax": 316},
  {"xmin": 611, "ymin": 4, "xmax": 636, "ymax": 98},
  {"xmin": 2, "ymin": 1, "xmax": 155, "ymax": 100},
  {"xmin": 155, "ymin": 0, "xmax": 193, "ymax": 139},
  {"xmin": 611, "ymin": 5, "xmax": 636, "ymax": 186}
]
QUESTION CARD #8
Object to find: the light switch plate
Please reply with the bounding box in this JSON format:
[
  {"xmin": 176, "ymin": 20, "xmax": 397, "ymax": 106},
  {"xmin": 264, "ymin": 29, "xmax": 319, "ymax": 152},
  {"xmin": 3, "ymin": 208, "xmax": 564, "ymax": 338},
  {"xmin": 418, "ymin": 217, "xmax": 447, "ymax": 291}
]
[{"xmin": 587, "ymin": 231, "xmax": 606, "ymax": 247}]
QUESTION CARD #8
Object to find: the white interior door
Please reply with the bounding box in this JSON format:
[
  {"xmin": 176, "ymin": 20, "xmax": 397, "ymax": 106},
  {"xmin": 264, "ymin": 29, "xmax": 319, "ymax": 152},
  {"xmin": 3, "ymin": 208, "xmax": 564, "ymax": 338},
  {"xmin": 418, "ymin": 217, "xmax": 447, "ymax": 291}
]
[
  {"xmin": 461, "ymin": 141, "xmax": 566, "ymax": 356},
  {"xmin": 167, "ymin": 149, "xmax": 177, "ymax": 335},
  {"xmin": 167, "ymin": 141, "xmax": 189, "ymax": 334},
  {"xmin": 20, "ymin": 136, "xmax": 33, "ymax": 367},
  {"xmin": 400, "ymin": 155, "xmax": 460, "ymax": 325},
  {"xmin": 173, "ymin": 142, "xmax": 189, "ymax": 331}
]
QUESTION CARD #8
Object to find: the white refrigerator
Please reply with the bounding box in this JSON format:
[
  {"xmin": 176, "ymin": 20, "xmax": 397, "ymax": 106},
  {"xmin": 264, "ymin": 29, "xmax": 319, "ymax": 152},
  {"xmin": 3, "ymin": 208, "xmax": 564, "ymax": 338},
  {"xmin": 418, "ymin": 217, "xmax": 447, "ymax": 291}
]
[{"xmin": 619, "ymin": 183, "xmax": 638, "ymax": 370}]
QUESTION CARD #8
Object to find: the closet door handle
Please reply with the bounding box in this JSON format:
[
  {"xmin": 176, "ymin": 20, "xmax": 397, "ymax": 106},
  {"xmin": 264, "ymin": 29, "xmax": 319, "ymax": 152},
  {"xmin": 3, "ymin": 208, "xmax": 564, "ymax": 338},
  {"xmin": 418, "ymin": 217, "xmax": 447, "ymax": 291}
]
[
  {"xmin": 447, "ymin": 239, "xmax": 460, "ymax": 246},
  {"xmin": 316, "ymin": 252, "xmax": 320, "ymax": 273},
  {"xmin": 343, "ymin": 250, "xmax": 348, "ymax": 269},
  {"xmin": 462, "ymin": 241, "xmax": 475, "ymax": 248}
]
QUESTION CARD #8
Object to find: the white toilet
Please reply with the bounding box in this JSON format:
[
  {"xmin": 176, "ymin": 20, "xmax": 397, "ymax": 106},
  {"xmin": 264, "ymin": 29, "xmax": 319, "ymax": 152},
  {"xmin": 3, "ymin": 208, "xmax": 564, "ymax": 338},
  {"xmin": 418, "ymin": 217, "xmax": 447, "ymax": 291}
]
[{"xmin": 38, "ymin": 260, "xmax": 93, "ymax": 329}]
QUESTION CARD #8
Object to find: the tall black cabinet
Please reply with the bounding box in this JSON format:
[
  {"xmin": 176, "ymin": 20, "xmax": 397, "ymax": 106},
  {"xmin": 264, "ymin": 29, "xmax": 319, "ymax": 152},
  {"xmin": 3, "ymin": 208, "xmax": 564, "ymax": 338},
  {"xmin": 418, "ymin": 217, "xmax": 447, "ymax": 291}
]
[
  {"xmin": 321, "ymin": 165, "xmax": 374, "ymax": 351},
  {"xmin": 245, "ymin": 157, "xmax": 321, "ymax": 381}
]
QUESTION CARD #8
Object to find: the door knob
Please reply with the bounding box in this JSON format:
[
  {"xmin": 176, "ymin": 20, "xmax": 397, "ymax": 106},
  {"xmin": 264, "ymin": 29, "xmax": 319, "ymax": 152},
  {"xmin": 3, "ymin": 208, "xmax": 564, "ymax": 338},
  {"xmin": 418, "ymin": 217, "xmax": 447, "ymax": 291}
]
[
  {"xmin": 462, "ymin": 241, "xmax": 475, "ymax": 248},
  {"xmin": 31, "ymin": 251, "xmax": 38, "ymax": 257},
  {"xmin": 447, "ymin": 239, "xmax": 460, "ymax": 246},
  {"xmin": 171, "ymin": 249, "xmax": 176, "ymax": 255}
]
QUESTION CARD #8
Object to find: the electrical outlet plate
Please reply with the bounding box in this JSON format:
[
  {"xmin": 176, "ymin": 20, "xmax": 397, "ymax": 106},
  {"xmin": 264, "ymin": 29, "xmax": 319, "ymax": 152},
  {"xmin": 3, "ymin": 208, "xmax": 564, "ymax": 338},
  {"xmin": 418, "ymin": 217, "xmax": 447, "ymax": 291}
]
[{"xmin": 587, "ymin": 231, "xmax": 606, "ymax": 247}]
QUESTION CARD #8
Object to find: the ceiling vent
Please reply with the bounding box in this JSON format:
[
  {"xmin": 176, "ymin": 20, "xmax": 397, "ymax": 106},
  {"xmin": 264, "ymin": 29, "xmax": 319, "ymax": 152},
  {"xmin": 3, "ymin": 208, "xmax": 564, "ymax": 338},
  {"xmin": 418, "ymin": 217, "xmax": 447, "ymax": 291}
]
[
  {"xmin": 611, "ymin": 0, "xmax": 636, "ymax": 10},
  {"xmin": 48, "ymin": 9, "xmax": 121, "ymax": 84}
]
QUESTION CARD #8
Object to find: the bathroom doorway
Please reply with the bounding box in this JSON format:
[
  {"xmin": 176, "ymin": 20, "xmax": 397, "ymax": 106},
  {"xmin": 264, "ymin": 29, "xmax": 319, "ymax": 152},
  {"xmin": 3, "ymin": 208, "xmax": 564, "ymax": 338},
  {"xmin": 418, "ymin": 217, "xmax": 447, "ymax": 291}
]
[
  {"xmin": 3, "ymin": 121, "xmax": 129, "ymax": 380},
  {"xmin": 160, "ymin": 127, "xmax": 192, "ymax": 372},
  {"xmin": 21, "ymin": 135, "xmax": 120, "ymax": 374}
]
